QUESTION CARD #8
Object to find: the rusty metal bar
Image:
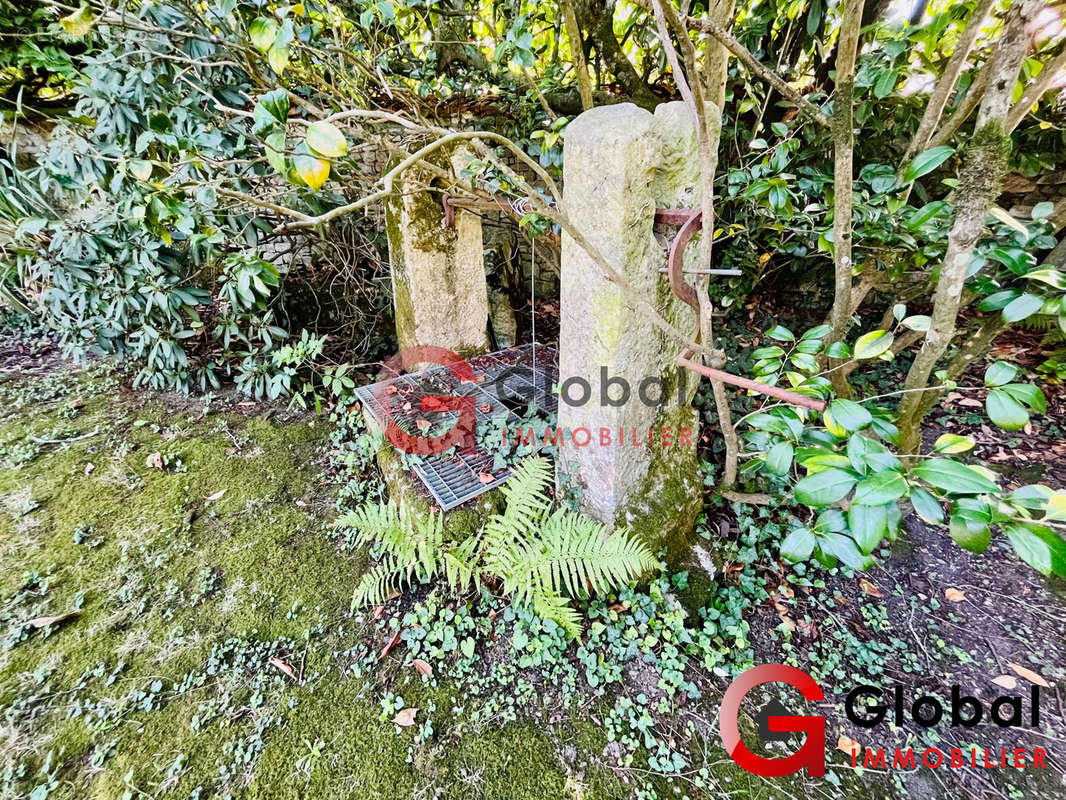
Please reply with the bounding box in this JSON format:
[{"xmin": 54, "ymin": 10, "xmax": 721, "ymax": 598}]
[{"xmin": 677, "ymin": 355, "xmax": 827, "ymax": 412}]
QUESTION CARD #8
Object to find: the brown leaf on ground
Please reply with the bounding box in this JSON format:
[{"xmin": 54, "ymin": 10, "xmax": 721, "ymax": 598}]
[
  {"xmin": 859, "ymin": 579, "xmax": 883, "ymax": 598},
  {"xmin": 146, "ymin": 451, "xmax": 164, "ymax": 470},
  {"xmin": 379, "ymin": 628, "xmax": 403, "ymax": 659},
  {"xmin": 385, "ymin": 385, "xmax": 398, "ymax": 395},
  {"xmin": 944, "ymin": 588, "xmax": 966, "ymax": 602},
  {"xmin": 268, "ymin": 657, "xmax": 301, "ymax": 684},
  {"xmin": 26, "ymin": 611, "xmax": 79, "ymax": 629},
  {"xmin": 837, "ymin": 735, "xmax": 861, "ymax": 757},
  {"xmin": 372, "ymin": 605, "xmax": 384, "ymax": 620},
  {"xmin": 393, "ymin": 707, "xmax": 418, "ymax": 726},
  {"xmin": 478, "ymin": 472, "xmax": 495, "ymax": 483},
  {"xmin": 411, "ymin": 659, "xmax": 433, "ymax": 677},
  {"xmin": 991, "ymin": 675, "xmax": 1019, "ymax": 690},
  {"xmin": 1007, "ymin": 662, "xmax": 1050, "ymax": 687}
]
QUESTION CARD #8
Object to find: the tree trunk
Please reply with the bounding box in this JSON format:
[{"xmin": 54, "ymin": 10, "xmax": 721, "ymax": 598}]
[
  {"xmin": 826, "ymin": 0, "xmax": 864, "ymax": 399},
  {"xmin": 896, "ymin": 0, "xmax": 1036, "ymax": 454}
]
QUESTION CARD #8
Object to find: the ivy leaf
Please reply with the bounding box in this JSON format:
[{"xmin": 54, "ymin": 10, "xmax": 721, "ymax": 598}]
[
  {"xmin": 902, "ymin": 145, "xmax": 954, "ymax": 183},
  {"xmin": 1004, "ymin": 523, "xmax": 1066, "ymax": 577},
  {"xmin": 986, "ymin": 388, "xmax": 1029, "ymax": 430},
  {"xmin": 852, "ymin": 470, "xmax": 907, "ymax": 506},
  {"xmin": 853, "ymin": 329, "xmax": 894, "ymax": 359},
  {"xmin": 1032, "ymin": 201, "xmax": 1054, "ymax": 220},
  {"xmin": 912, "ymin": 459, "xmax": 999, "ymax": 495},
  {"xmin": 780, "ymin": 527, "xmax": 816, "ymax": 562},
  {"xmin": 306, "ymin": 121, "xmax": 348, "ymax": 158},
  {"xmin": 794, "ymin": 468, "xmax": 858, "ymax": 507},
  {"xmin": 249, "ymin": 17, "xmax": 279, "ymax": 53},
  {"xmin": 268, "ymin": 41, "xmax": 290, "ymax": 74}
]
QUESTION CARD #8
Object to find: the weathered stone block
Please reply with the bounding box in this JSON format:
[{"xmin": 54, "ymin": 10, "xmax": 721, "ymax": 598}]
[
  {"xmin": 556, "ymin": 101, "xmax": 718, "ymax": 558},
  {"xmin": 384, "ymin": 149, "xmax": 490, "ymax": 357}
]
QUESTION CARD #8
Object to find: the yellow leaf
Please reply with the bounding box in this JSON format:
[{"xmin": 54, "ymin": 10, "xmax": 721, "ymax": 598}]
[
  {"xmin": 1047, "ymin": 491, "xmax": 1066, "ymax": 522},
  {"xmin": 294, "ymin": 153, "xmax": 330, "ymax": 190},
  {"xmin": 267, "ymin": 41, "xmax": 289, "ymax": 75},
  {"xmin": 393, "ymin": 707, "xmax": 418, "ymax": 727},
  {"xmin": 837, "ymin": 735, "xmax": 861, "ymax": 757},
  {"xmin": 305, "ymin": 121, "xmax": 347, "ymax": 158},
  {"xmin": 60, "ymin": 5, "xmax": 96, "ymax": 36},
  {"xmin": 944, "ymin": 588, "xmax": 966, "ymax": 602}
]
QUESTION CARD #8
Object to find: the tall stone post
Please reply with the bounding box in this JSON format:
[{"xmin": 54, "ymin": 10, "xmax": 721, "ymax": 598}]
[
  {"xmin": 557, "ymin": 102, "xmax": 717, "ymax": 556},
  {"xmin": 384, "ymin": 150, "xmax": 490, "ymax": 358}
]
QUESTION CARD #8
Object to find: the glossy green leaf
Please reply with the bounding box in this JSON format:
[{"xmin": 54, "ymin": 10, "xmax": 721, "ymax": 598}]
[
  {"xmin": 780, "ymin": 527, "xmax": 816, "ymax": 562},
  {"xmin": 909, "ymin": 487, "xmax": 944, "ymax": 523},
  {"xmin": 853, "ymin": 329, "xmax": 893, "ymax": 359},
  {"xmin": 794, "ymin": 468, "xmax": 858, "ymax": 507},
  {"xmin": 827, "ymin": 399, "xmax": 872, "ymax": 432},
  {"xmin": 986, "ymin": 388, "xmax": 1029, "ymax": 430},
  {"xmin": 912, "ymin": 459, "xmax": 998, "ymax": 495},
  {"xmin": 1002, "ymin": 293, "xmax": 1044, "ymax": 323},
  {"xmin": 932, "ymin": 433, "xmax": 974, "ymax": 454},
  {"xmin": 1004, "ymin": 523, "xmax": 1066, "ymax": 577},
  {"xmin": 852, "ymin": 470, "xmax": 907, "ymax": 505},
  {"xmin": 984, "ymin": 361, "xmax": 1019, "ymax": 387},
  {"xmin": 902, "ymin": 145, "xmax": 954, "ymax": 183},
  {"xmin": 848, "ymin": 503, "xmax": 889, "ymax": 553},
  {"xmin": 765, "ymin": 441, "xmax": 794, "ymax": 475}
]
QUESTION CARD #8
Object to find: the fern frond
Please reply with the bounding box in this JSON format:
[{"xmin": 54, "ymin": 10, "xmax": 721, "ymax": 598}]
[
  {"xmin": 442, "ymin": 536, "xmax": 481, "ymax": 593},
  {"xmin": 501, "ymin": 509, "xmax": 656, "ymax": 605},
  {"xmin": 338, "ymin": 502, "xmax": 444, "ymax": 578},
  {"xmin": 482, "ymin": 457, "xmax": 553, "ymax": 575},
  {"xmin": 351, "ymin": 557, "xmax": 413, "ymax": 608},
  {"xmin": 528, "ymin": 590, "xmax": 582, "ymax": 638}
]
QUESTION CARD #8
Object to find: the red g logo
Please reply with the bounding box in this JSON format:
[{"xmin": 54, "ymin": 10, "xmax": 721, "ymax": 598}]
[
  {"xmin": 720, "ymin": 664, "xmax": 826, "ymax": 778},
  {"xmin": 373, "ymin": 346, "xmax": 477, "ymax": 456}
]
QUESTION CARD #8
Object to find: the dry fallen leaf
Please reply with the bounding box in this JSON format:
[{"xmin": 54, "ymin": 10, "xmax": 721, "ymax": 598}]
[
  {"xmin": 380, "ymin": 628, "xmax": 403, "ymax": 659},
  {"xmin": 393, "ymin": 707, "xmax": 418, "ymax": 726},
  {"xmin": 991, "ymin": 675, "xmax": 1019, "ymax": 690},
  {"xmin": 372, "ymin": 605, "xmax": 384, "ymax": 620},
  {"xmin": 944, "ymin": 588, "xmax": 966, "ymax": 602},
  {"xmin": 415, "ymin": 419, "xmax": 431, "ymax": 433},
  {"xmin": 206, "ymin": 489, "xmax": 227, "ymax": 502},
  {"xmin": 1007, "ymin": 661, "xmax": 1050, "ymax": 688},
  {"xmin": 411, "ymin": 659, "xmax": 433, "ymax": 677},
  {"xmin": 385, "ymin": 385, "xmax": 398, "ymax": 395},
  {"xmin": 146, "ymin": 451, "xmax": 164, "ymax": 470},
  {"xmin": 268, "ymin": 657, "xmax": 301, "ymax": 684},
  {"xmin": 26, "ymin": 611, "xmax": 79, "ymax": 629},
  {"xmin": 837, "ymin": 735, "xmax": 861, "ymax": 758},
  {"xmin": 859, "ymin": 579, "xmax": 883, "ymax": 598},
  {"xmin": 478, "ymin": 472, "xmax": 495, "ymax": 484}
]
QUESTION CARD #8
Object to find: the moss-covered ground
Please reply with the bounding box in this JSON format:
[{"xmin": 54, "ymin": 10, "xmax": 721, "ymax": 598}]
[{"xmin": 0, "ymin": 354, "xmax": 631, "ymax": 800}]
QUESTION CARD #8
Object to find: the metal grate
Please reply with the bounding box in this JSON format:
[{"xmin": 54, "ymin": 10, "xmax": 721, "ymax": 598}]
[{"xmin": 354, "ymin": 344, "xmax": 558, "ymax": 510}]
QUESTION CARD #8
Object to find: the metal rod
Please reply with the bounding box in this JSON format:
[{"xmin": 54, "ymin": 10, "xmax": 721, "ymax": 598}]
[
  {"xmin": 657, "ymin": 268, "xmax": 742, "ymax": 276},
  {"xmin": 677, "ymin": 355, "xmax": 827, "ymax": 412}
]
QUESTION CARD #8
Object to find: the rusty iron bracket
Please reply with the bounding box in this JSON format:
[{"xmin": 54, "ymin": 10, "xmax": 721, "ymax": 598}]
[{"xmin": 656, "ymin": 209, "xmax": 827, "ymax": 413}]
